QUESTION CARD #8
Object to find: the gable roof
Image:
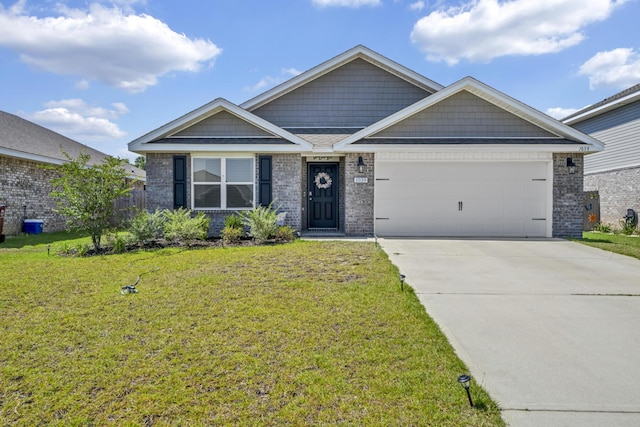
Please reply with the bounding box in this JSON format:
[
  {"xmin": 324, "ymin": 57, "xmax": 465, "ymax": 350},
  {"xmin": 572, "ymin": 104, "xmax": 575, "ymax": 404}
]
[
  {"xmin": 563, "ymin": 83, "xmax": 640, "ymax": 125},
  {"xmin": 0, "ymin": 110, "xmax": 109, "ymax": 165},
  {"xmin": 1, "ymin": 110, "xmax": 145, "ymax": 179},
  {"xmin": 240, "ymin": 45, "xmax": 444, "ymax": 112},
  {"xmin": 334, "ymin": 77, "xmax": 605, "ymax": 152},
  {"xmin": 128, "ymin": 98, "xmax": 313, "ymax": 153}
]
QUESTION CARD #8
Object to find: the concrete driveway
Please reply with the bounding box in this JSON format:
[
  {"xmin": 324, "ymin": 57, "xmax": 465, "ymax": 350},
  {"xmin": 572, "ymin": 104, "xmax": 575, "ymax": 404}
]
[{"xmin": 378, "ymin": 238, "xmax": 640, "ymax": 427}]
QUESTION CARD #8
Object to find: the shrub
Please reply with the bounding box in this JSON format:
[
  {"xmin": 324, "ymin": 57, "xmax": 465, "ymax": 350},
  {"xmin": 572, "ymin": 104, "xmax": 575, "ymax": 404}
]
[
  {"xmin": 221, "ymin": 226, "xmax": 244, "ymax": 245},
  {"xmin": 128, "ymin": 209, "xmax": 165, "ymax": 244},
  {"xmin": 274, "ymin": 226, "xmax": 296, "ymax": 242},
  {"xmin": 163, "ymin": 208, "xmax": 210, "ymax": 242},
  {"xmin": 109, "ymin": 233, "xmax": 128, "ymax": 254},
  {"xmin": 224, "ymin": 214, "xmax": 244, "ymax": 230},
  {"xmin": 619, "ymin": 218, "xmax": 636, "ymax": 235},
  {"xmin": 240, "ymin": 203, "xmax": 279, "ymax": 243},
  {"xmin": 592, "ymin": 222, "xmax": 612, "ymax": 233}
]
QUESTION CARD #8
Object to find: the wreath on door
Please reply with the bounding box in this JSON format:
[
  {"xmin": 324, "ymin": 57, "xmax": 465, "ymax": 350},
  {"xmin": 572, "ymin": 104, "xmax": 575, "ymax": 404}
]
[{"xmin": 314, "ymin": 172, "xmax": 333, "ymax": 189}]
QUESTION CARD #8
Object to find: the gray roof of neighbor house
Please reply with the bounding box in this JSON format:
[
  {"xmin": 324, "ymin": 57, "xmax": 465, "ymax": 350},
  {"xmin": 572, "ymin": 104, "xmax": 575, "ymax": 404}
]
[
  {"xmin": 563, "ymin": 83, "xmax": 640, "ymax": 124},
  {"xmin": 0, "ymin": 110, "xmax": 145, "ymax": 179}
]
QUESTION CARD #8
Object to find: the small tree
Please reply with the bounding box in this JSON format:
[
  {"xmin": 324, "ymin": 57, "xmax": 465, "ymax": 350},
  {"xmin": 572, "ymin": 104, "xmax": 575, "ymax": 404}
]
[
  {"xmin": 134, "ymin": 155, "xmax": 146, "ymax": 170},
  {"xmin": 48, "ymin": 152, "xmax": 133, "ymax": 251}
]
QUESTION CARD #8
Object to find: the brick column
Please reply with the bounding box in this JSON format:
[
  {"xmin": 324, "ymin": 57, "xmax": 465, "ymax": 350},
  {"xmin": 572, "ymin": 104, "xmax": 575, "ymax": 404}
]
[
  {"xmin": 344, "ymin": 153, "xmax": 375, "ymax": 236},
  {"xmin": 553, "ymin": 153, "xmax": 584, "ymax": 238}
]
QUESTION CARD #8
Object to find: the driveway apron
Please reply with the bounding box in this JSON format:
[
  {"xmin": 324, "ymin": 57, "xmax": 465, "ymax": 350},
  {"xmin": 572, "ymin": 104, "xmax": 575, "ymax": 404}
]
[{"xmin": 379, "ymin": 238, "xmax": 640, "ymax": 427}]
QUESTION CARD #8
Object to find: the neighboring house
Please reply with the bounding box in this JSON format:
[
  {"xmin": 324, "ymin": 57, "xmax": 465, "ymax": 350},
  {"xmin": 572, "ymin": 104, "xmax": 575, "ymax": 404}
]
[
  {"xmin": 129, "ymin": 45, "xmax": 602, "ymax": 239},
  {"xmin": 0, "ymin": 110, "xmax": 145, "ymax": 235},
  {"xmin": 563, "ymin": 84, "xmax": 640, "ymax": 226}
]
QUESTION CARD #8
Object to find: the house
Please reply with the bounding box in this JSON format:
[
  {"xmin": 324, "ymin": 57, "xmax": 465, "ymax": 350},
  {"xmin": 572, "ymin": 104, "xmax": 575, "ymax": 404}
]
[
  {"xmin": 129, "ymin": 45, "xmax": 602, "ymax": 239},
  {"xmin": 0, "ymin": 110, "xmax": 145, "ymax": 236},
  {"xmin": 563, "ymin": 84, "xmax": 640, "ymax": 226}
]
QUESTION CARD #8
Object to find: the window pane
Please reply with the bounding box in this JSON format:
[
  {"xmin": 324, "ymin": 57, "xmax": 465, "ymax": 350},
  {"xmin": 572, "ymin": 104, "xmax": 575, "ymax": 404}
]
[
  {"xmin": 194, "ymin": 185, "xmax": 220, "ymax": 208},
  {"xmin": 194, "ymin": 158, "xmax": 221, "ymax": 182},
  {"xmin": 227, "ymin": 184, "xmax": 253, "ymax": 208},
  {"xmin": 226, "ymin": 158, "xmax": 253, "ymax": 182}
]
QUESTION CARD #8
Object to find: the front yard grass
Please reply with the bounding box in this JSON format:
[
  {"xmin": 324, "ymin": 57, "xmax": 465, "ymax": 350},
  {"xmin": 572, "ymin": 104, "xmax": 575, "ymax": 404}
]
[
  {"xmin": 580, "ymin": 231, "xmax": 640, "ymax": 260},
  {"xmin": 0, "ymin": 237, "xmax": 503, "ymax": 425}
]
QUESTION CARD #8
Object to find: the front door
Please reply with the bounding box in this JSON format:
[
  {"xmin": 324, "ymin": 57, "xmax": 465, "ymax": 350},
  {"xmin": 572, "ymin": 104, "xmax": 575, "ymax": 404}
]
[{"xmin": 308, "ymin": 163, "xmax": 339, "ymax": 229}]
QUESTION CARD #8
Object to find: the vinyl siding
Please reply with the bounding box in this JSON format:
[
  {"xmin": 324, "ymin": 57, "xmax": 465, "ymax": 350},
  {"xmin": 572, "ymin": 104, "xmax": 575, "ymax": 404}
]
[
  {"xmin": 251, "ymin": 58, "xmax": 431, "ymax": 128},
  {"xmin": 574, "ymin": 101, "xmax": 640, "ymax": 174},
  {"xmin": 373, "ymin": 91, "xmax": 556, "ymax": 138},
  {"xmin": 173, "ymin": 110, "xmax": 273, "ymax": 137}
]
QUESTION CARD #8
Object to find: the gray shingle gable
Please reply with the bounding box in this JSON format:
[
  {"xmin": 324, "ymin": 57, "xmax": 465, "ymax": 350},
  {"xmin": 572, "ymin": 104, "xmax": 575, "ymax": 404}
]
[{"xmin": 251, "ymin": 58, "xmax": 432, "ymax": 128}]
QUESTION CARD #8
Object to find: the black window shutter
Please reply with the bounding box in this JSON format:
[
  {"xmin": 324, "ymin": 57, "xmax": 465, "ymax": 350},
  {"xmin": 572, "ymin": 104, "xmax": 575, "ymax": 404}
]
[
  {"xmin": 258, "ymin": 156, "xmax": 272, "ymax": 206},
  {"xmin": 173, "ymin": 155, "xmax": 187, "ymax": 209}
]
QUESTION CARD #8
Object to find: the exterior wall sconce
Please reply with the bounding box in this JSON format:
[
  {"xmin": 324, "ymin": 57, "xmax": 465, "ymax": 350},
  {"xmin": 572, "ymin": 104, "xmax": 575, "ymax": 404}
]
[
  {"xmin": 357, "ymin": 156, "xmax": 366, "ymax": 173},
  {"xmin": 457, "ymin": 374, "xmax": 474, "ymax": 407},
  {"xmin": 567, "ymin": 157, "xmax": 577, "ymax": 174}
]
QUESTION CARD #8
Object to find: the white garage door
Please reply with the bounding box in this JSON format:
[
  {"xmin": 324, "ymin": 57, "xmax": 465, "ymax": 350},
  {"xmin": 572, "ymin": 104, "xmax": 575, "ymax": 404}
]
[{"xmin": 374, "ymin": 161, "xmax": 550, "ymax": 237}]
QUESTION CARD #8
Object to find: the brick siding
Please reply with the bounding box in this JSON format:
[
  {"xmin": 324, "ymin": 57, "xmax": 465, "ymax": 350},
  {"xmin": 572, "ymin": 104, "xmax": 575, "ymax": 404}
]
[
  {"xmin": 584, "ymin": 166, "xmax": 640, "ymax": 226},
  {"xmin": 552, "ymin": 153, "xmax": 584, "ymax": 238},
  {"xmin": 344, "ymin": 153, "xmax": 375, "ymax": 235},
  {"xmin": 0, "ymin": 156, "xmax": 68, "ymax": 235}
]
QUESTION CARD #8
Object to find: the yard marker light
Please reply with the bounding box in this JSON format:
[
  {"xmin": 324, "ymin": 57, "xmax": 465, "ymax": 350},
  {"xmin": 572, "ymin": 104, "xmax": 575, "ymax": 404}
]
[
  {"xmin": 399, "ymin": 274, "xmax": 406, "ymax": 291},
  {"xmin": 457, "ymin": 374, "xmax": 474, "ymax": 407}
]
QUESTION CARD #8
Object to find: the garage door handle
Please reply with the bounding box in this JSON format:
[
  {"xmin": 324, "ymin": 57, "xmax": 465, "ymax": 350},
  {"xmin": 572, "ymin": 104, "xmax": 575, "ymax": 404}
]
[
  {"xmin": 532, "ymin": 218, "xmax": 546, "ymax": 221},
  {"xmin": 458, "ymin": 201, "xmax": 463, "ymax": 211}
]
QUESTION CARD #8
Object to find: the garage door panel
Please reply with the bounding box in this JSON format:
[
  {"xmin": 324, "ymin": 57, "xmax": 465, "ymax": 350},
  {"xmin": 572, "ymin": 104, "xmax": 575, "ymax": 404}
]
[{"xmin": 375, "ymin": 161, "xmax": 549, "ymax": 237}]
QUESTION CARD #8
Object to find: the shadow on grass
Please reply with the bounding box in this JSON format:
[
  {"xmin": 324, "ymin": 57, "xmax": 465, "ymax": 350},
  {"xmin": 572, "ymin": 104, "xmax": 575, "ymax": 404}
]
[{"xmin": 0, "ymin": 231, "xmax": 88, "ymax": 249}]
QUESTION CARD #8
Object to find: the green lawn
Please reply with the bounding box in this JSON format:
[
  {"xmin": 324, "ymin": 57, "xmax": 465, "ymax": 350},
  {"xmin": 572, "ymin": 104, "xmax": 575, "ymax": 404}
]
[
  {"xmin": 0, "ymin": 235, "xmax": 503, "ymax": 426},
  {"xmin": 580, "ymin": 232, "xmax": 640, "ymax": 260}
]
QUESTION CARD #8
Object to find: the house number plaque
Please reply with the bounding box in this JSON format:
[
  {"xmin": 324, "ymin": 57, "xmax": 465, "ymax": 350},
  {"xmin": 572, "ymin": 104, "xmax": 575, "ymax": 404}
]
[{"xmin": 354, "ymin": 177, "xmax": 368, "ymax": 183}]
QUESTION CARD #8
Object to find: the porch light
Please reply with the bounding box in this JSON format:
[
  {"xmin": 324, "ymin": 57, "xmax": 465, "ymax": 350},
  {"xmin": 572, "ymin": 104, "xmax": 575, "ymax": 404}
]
[
  {"xmin": 566, "ymin": 157, "xmax": 576, "ymax": 174},
  {"xmin": 357, "ymin": 156, "xmax": 366, "ymax": 173},
  {"xmin": 457, "ymin": 374, "xmax": 474, "ymax": 407}
]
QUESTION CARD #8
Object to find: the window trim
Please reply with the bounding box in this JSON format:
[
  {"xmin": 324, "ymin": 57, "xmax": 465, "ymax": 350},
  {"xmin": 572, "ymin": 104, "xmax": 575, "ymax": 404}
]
[{"xmin": 191, "ymin": 155, "xmax": 255, "ymax": 210}]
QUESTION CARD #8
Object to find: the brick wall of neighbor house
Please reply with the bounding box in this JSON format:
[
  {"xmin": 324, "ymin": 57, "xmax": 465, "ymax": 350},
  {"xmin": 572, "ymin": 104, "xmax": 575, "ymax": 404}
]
[
  {"xmin": 553, "ymin": 153, "xmax": 584, "ymax": 238},
  {"xmin": 0, "ymin": 156, "xmax": 67, "ymax": 235},
  {"xmin": 584, "ymin": 167, "xmax": 640, "ymax": 226},
  {"xmin": 344, "ymin": 153, "xmax": 375, "ymax": 235}
]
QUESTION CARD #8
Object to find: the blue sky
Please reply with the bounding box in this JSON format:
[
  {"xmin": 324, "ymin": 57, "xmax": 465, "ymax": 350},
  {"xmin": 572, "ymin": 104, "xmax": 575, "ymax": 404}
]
[{"xmin": 1, "ymin": 0, "xmax": 638, "ymax": 160}]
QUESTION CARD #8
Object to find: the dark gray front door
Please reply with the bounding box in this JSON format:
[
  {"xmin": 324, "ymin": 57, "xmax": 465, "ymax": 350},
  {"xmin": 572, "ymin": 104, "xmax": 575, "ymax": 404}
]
[{"xmin": 308, "ymin": 163, "xmax": 338, "ymax": 229}]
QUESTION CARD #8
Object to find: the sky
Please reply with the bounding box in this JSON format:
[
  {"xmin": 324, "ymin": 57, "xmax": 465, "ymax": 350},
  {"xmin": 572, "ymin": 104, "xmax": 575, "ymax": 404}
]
[{"xmin": 1, "ymin": 0, "xmax": 639, "ymax": 161}]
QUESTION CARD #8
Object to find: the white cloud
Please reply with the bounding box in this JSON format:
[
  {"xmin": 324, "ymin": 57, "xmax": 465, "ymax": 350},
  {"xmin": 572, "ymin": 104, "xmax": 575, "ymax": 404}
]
[
  {"xmin": 23, "ymin": 99, "xmax": 128, "ymax": 142},
  {"xmin": 312, "ymin": 0, "xmax": 382, "ymax": 7},
  {"xmin": 409, "ymin": 1, "xmax": 425, "ymax": 11},
  {"xmin": 578, "ymin": 48, "xmax": 640, "ymax": 90},
  {"xmin": 546, "ymin": 107, "xmax": 579, "ymax": 120},
  {"xmin": 245, "ymin": 68, "xmax": 302, "ymax": 92},
  {"xmin": 410, "ymin": 0, "xmax": 625, "ymax": 65},
  {"xmin": 0, "ymin": 2, "xmax": 221, "ymax": 92}
]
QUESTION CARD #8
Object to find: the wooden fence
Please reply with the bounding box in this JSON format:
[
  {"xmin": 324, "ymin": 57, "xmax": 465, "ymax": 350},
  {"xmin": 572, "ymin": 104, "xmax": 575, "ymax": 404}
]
[{"xmin": 111, "ymin": 188, "xmax": 145, "ymax": 226}]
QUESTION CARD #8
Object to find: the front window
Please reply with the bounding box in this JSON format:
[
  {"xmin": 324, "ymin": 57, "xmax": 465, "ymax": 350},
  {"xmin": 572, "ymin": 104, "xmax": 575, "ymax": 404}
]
[{"xmin": 193, "ymin": 157, "xmax": 254, "ymax": 209}]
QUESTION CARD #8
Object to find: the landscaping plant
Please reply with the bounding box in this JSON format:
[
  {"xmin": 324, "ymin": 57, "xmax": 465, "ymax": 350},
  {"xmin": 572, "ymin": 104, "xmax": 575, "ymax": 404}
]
[
  {"xmin": 46, "ymin": 152, "xmax": 133, "ymax": 251},
  {"xmin": 221, "ymin": 214, "xmax": 244, "ymax": 245},
  {"xmin": 128, "ymin": 209, "xmax": 165, "ymax": 244},
  {"xmin": 240, "ymin": 202, "xmax": 280, "ymax": 243},
  {"xmin": 162, "ymin": 207, "xmax": 210, "ymax": 242}
]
